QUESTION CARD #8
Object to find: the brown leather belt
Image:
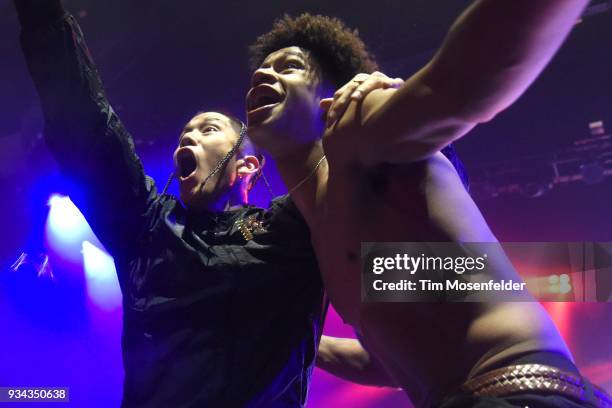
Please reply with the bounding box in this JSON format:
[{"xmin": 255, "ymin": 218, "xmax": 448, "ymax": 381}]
[{"xmin": 462, "ymin": 364, "xmax": 612, "ymax": 407}]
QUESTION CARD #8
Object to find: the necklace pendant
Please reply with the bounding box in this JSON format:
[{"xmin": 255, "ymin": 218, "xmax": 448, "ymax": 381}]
[{"xmin": 235, "ymin": 215, "xmax": 266, "ymax": 241}]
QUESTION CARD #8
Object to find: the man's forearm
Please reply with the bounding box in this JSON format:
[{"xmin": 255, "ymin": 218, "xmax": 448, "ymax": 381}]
[
  {"xmin": 425, "ymin": 0, "xmax": 589, "ymax": 123},
  {"xmin": 343, "ymin": 0, "xmax": 589, "ymax": 166},
  {"xmin": 17, "ymin": 1, "xmax": 152, "ymax": 256},
  {"xmin": 316, "ymin": 335, "xmax": 397, "ymax": 387}
]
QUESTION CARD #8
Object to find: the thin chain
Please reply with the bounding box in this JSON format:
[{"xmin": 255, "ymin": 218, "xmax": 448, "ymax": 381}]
[
  {"xmin": 287, "ymin": 155, "xmax": 327, "ymax": 195},
  {"xmin": 200, "ymin": 123, "xmax": 247, "ymax": 190},
  {"xmin": 161, "ymin": 171, "xmax": 174, "ymax": 195},
  {"xmin": 260, "ymin": 171, "xmax": 275, "ymax": 198}
]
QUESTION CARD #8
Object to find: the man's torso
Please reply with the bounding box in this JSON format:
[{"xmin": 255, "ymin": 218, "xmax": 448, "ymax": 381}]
[
  {"xmin": 115, "ymin": 194, "xmax": 324, "ymax": 407},
  {"xmin": 314, "ymin": 150, "xmax": 571, "ymax": 406}
]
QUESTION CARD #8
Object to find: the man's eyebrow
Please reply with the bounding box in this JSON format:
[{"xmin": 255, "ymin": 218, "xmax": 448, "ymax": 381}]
[
  {"xmin": 283, "ymin": 50, "xmax": 306, "ymax": 59},
  {"xmin": 200, "ymin": 118, "xmax": 224, "ymax": 126},
  {"xmin": 263, "ymin": 50, "xmax": 306, "ymax": 66},
  {"xmin": 181, "ymin": 118, "xmax": 224, "ymax": 133}
]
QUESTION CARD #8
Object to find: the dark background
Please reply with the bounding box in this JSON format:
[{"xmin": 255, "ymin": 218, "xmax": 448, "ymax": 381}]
[
  {"xmin": 2, "ymin": 0, "xmax": 612, "ymax": 262},
  {"xmin": 1, "ymin": 1, "xmax": 611, "ymax": 406}
]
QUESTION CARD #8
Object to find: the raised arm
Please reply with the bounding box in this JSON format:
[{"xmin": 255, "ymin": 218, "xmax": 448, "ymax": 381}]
[
  {"xmin": 325, "ymin": 0, "xmax": 589, "ymax": 166},
  {"xmin": 16, "ymin": 0, "xmax": 155, "ymax": 258},
  {"xmin": 316, "ymin": 335, "xmax": 397, "ymax": 387}
]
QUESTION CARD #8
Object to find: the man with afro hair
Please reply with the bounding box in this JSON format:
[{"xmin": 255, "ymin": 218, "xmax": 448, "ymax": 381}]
[{"xmin": 246, "ymin": 3, "xmax": 608, "ymax": 407}]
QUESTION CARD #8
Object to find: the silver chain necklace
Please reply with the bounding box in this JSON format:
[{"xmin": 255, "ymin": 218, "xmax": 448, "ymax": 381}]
[{"xmin": 287, "ymin": 155, "xmax": 327, "ymax": 195}]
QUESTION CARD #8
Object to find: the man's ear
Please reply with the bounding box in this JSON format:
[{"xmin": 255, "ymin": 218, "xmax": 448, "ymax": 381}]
[{"xmin": 235, "ymin": 155, "xmax": 261, "ymax": 177}]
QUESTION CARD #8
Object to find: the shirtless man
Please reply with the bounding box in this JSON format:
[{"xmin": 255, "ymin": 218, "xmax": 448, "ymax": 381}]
[{"xmin": 245, "ymin": 2, "xmax": 609, "ymax": 407}]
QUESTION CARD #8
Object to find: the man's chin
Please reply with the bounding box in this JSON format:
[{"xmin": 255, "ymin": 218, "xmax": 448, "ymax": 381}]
[
  {"xmin": 180, "ymin": 180, "xmax": 223, "ymax": 211},
  {"xmin": 179, "ymin": 191, "xmax": 196, "ymax": 208},
  {"xmin": 246, "ymin": 102, "xmax": 281, "ymax": 129},
  {"xmin": 180, "ymin": 192, "xmax": 211, "ymax": 212},
  {"xmin": 179, "ymin": 181, "xmax": 202, "ymax": 208}
]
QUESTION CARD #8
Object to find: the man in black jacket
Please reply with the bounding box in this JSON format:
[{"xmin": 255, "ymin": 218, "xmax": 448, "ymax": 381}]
[{"xmin": 14, "ymin": 1, "xmax": 326, "ymax": 406}]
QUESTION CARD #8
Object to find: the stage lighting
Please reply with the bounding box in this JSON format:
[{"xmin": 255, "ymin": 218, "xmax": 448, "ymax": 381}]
[
  {"xmin": 548, "ymin": 274, "xmax": 572, "ymax": 295},
  {"xmin": 559, "ymin": 274, "xmax": 572, "ymax": 294},
  {"xmin": 522, "ymin": 181, "xmax": 552, "ymax": 198},
  {"xmin": 549, "ymin": 275, "xmax": 560, "ymax": 293},
  {"xmin": 589, "ymin": 120, "xmax": 605, "ymax": 136},
  {"xmin": 580, "ymin": 162, "xmax": 605, "ymax": 185},
  {"xmin": 45, "ymin": 194, "xmax": 91, "ymax": 250},
  {"xmin": 82, "ymin": 241, "xmax": 121, "ymax": 311}
]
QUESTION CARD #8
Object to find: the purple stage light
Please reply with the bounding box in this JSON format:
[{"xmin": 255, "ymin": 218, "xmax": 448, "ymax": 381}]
[
  {"xmin": 44, "ymin": 194, "xmax": 93, "ymax": 262},
  {"xmin": 82, "ymin": 241, "xmax": 121, "ymax": 311}
]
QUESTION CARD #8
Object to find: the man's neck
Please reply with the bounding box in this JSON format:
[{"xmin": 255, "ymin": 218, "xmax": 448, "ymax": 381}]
[
  {"xmin": 190, "ymin": 186, "xmax": 247, "ymax": 214},
  {"xmin": 274, "ymin": 141, "xmax": 327, "ymax": 227},
  {"xmin": 206, "ymin": 199, "xmax": 234, "ymax": 213}
]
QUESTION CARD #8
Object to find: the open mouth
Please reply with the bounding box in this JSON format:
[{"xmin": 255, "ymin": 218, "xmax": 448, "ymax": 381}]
[
  {"xmin": 176, "ymin": 149, "xmax": 198, "ymax": 179},
  {"xmin": 247, "ymin": 85, "xmax": 284, "ymax": 113}
]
